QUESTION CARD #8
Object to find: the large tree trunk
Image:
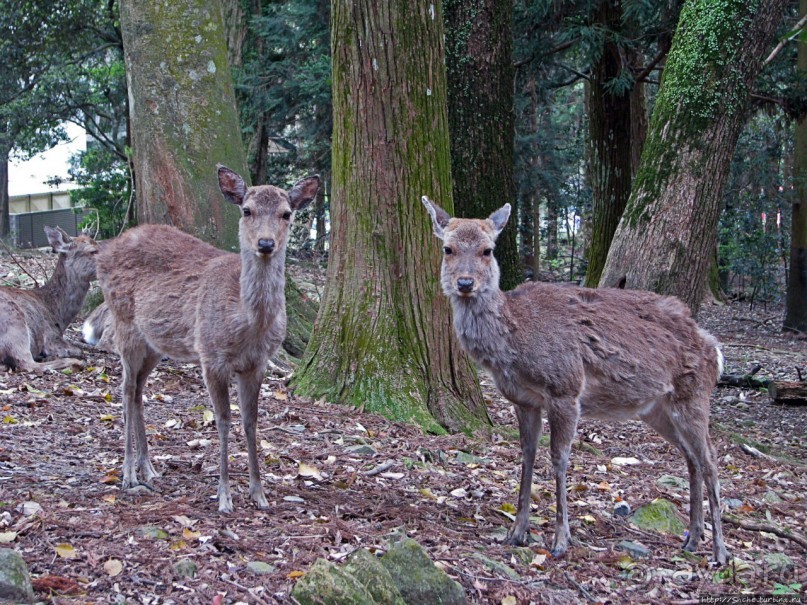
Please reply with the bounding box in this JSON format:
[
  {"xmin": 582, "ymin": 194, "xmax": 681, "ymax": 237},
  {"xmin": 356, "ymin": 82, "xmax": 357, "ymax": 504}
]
[
  {"xmin": 784, "ymin": 0, "xmax": 807, "ymax": 333},
  {"xmin": 445, "ymin": 0, "xmax": 521, "ymax": 291},
  {"xmin": 599, "ymin": 0, "xmax": 788, "ymax": 314},
  {"xmin": 292, "ymin": 0, "xmax": 488, "ymax": 434},
  {"xmin": 119, "ymin": 0, "xmax": 248, "ymax": 248},
  {"xmin": 584, "ymin": 0, "xmax": 635, "ymax": 287}
]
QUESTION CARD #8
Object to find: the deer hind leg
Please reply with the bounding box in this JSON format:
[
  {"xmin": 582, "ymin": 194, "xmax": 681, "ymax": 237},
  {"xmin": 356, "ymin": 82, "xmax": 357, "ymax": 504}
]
[
  {"xmin": 644, "ymin": 401, "xmax": 727, "ymax": 564},
  {"xmin": 506, "ymin": 404, "xmax": 543, "ymax": 546},
  {"xmin": 119, "ymin": 339, "xmax": 160, "ymax": 489},
  {"xmin": 236, "ymin": 367, "xmax": 269, "ymax": 509},
  {"xmin": 204, "ymin": 367, "xmax": 234, "ymax": 513},
  {"xmin": 547, "ymin": 400, "xmax": 580, "ymax": 557}
]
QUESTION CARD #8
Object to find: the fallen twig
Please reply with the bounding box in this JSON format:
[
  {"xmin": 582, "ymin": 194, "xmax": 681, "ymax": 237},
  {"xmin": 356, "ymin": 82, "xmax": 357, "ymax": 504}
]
[
  {"xmin": 0, "ymin": 240, "xmax": 41, "ymax": 287},
  {"xmin": 362, "ymin": 459, "xmax": 395, "ymax": 476},
  {"xmin": 722, "ymin": 515, "xmax": 807, "ymax": 551},
  {"xmin": 739, "ymin": 443, "xmax": 776, "ymax": 461},
  {"xmin": 563, "ymin": 571, "xmax": 598, "ymax": 602}
]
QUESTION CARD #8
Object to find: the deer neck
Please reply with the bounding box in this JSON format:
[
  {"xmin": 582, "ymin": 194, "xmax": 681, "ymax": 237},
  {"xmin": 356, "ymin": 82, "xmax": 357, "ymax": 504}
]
[
  {"xmin": 449, "ymin": 287, "xmax": 515, "ymax": 371},
  {"xmin": 37, "ymin": 257, "xmax": 91, "ymax": 333},
  {"xmin": 240, "ymin": 248, "xmax": 285, "ymax": 327}
]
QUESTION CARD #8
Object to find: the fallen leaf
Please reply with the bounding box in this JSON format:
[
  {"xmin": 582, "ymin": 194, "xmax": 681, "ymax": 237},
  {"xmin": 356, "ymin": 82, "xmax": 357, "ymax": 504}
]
[
  {"xmin": 287, "ymin": 570, "xmax": 305, "ymax": 579},
  {"xmin": 104, "ymin": 559, "xmax": 123, "ymax": 576},
  {"xmin": 202, "ymin": 409, "xmax": 214, "ymax": 426},
  {"xmin": 579, "ymin": 514, "xmax": 597, "ymax": 524},
  {"xmin": 55, "ymin": 543, "xmax": 78, "ymax": 559},
  {"xmin": 611, "ymin": 457, "xmax": 641, "ymax": 466},
  {"xmin": 298, "ymin": 462, "xmax": 323, "ymax": 481},
  {"xmin": 182, "ymin": 528, "xmax": 202, "ymax": 540},
  {"xmin": 0, "ymin": 531, "xmax": 17, "ymax": 543},
  {"xmin": 502, "ymin": 596, "xmax": 518, "ymax": 605},
  {"xmin": 99, "ymin": 414, "xmax": 115, "ymax": 422}
]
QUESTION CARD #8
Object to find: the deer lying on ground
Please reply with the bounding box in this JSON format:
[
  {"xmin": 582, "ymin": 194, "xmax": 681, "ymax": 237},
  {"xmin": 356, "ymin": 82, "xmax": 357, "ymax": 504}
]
[
  {"xmin": 422, "ymin": 197, "xmax": 728, "ymax": 565},
  {"xmin": 0, "ymin": 227, "xmax": 99, "ymax": 373},
  {"xmin": 96, "ymin": 166, "xmax": 319, "ymax": 512},
  {"xmin": 82, "ymin": 301, "xmax": 116, "ymax": 353}
]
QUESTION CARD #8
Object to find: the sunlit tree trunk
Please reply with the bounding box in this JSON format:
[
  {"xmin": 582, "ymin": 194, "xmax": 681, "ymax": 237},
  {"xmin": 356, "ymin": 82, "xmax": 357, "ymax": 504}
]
[
  {"xmin": 600, "ymin": 0, "xmax": 788, "ymax": 314},
  {"xmin": 293, "ymin": 0, "xmax": 488, "ymax": 433},
  {"xmin": 445, "ymin": 0, "xmax": 521, "ymax": 290},
  {"xmin": 120, "ymin": 0, "xmax": 248, "ymax": 249},
  {"xmin": 784, "ymin": 0, "xmax": 807, "ymax": 332}
]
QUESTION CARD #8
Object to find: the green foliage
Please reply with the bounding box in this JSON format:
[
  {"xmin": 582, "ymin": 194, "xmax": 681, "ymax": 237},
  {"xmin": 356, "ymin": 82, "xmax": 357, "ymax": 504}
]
[
  {"xmin": 718, "ymin": 112, "xmax": 792, "ymax": 303},
  {"xmin": 68, "ymin": 145, "xmax": 132, "ymax": 239}
]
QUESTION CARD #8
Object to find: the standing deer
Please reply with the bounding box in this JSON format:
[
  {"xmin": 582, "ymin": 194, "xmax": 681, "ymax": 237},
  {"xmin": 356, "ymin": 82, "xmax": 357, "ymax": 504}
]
[
  {"xmin": 96, "ymin": 166, "xmax": 319, "ymax": 513},
  {"xmin": 422, "ymin": 197, "xmax": 728, "ymax": 564},
  {"xmin": 0, "ymin": 227, "xmax": 99, "ymax": 373}
]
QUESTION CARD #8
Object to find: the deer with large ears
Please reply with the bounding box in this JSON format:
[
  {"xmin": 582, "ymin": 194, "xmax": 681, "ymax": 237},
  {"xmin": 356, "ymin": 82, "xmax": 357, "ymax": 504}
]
[
  {"xmin": 96, "ymin": 166, "xmax": 320, "ymax": 513},
  {"xmin": 421, "ymin": 196, "xmax": 727, "ymax": 564},
  {"xmin": 0, "ymin": 226, "xmax": 99, "ymax": 373}
]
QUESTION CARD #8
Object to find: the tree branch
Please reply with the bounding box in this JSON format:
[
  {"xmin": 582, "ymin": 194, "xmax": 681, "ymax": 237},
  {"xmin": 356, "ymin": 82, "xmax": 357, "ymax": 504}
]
[{"xmin": 764, "ymin": 12, "xmax": 807, "ymax": 66}]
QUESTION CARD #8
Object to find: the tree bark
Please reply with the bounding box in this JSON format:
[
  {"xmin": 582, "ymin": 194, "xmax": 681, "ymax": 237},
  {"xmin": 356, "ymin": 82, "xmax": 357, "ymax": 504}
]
[
  {"xmin": 292, "ymin": 0, "xmax": 489, "ymax": 434},
  {"xmin": 784, "ymin": 0, "xmax": 807, "ymax": 333},
  {"xmin": 0, "ymin": 151, "xmax": 8, "ymax": 240},
  {"xmin": 119, "ymin": 0, "xmax": 248, "ymax": 248},
  {"xmin": 584, "ymin": 0, "xmax": 636, "ymax": 288},
  {"xmin": 444, "ymin": 0, "xmax": 521, "ymax": 290},
  {"xmin": 599, "ymin": 0, "xmax": 788, "ymax": 314}
]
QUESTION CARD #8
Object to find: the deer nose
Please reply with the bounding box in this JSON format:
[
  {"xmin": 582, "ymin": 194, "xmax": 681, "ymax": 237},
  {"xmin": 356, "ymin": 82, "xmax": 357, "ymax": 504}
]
[
  {"xmin": 258, "ymin": 238, "xmax": 275, "ymax": 254},
  {"xmin": 457, "ymin": 277, "xmax": 474, "ymax": 293}
]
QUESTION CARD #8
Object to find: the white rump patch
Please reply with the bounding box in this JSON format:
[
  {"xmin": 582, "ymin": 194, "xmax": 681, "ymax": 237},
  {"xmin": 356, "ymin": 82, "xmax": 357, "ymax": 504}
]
[
  {"xmin": 82, "ymin": 319, "xmax": 98, "ymax": 345},
  {"xmin": 716, "ymin": 346, "xmax": 724, "ymax": 376}
]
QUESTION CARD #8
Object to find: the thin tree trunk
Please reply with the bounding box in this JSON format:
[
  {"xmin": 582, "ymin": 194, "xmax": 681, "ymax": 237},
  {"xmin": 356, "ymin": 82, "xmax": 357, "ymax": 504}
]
[
  {"xmin": 119, "ymin": 0, "xmax": 248, "ymax": 248},
  {"xmin": 445, "ymin": 0, "xmax": 521, "ymax": 290},
  {"xmin": 293, "ymin": 0, "xmax": 488, "ymax": 434},
  {"xmin": 546, "ymin": 202, "xmax": 558, "ymax": 261},
  {"xmin": 584, "ymin": 0, "xmax": 635, "ymax": 288},
  {"xmin": 784, "ymin": 0, "xmax": 807, "ymax": 333},
  {"xmin": 0, "ymin": 151, "xmax": 9, "ymax": 240},
  {"xmin": 600, "ymin": 0, "xmax": 788, "ymax": 314}
]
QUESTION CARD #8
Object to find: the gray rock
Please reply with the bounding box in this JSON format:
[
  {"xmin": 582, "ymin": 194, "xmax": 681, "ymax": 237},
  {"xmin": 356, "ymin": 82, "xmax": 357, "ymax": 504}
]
[
  {"xmin": 613, "ymin": 501, "xmax": 631, "ymax": 517},
  {"xmin": 617, "ymin": 540, "xmax": 651, "ymax": 558},
  {"xmin": 343, "ymin": 548, "xmax": 406, "ymax": 605},
  {"xmin": 509, "ymin": 547, "xmax": 535, "ymax": 566},
  {"xmin": 724, "ymin": 498, "xmax": 744, "ymax": 509},
  {"xmin": 470, "ymin": 554, "xmax": 519, "ymax": 580},
  {"xmin": 0, "ymin": 549, "xmax": 34, "ymax": 604},
  {"xmin": 656, "ymin": 475, "xmax": 689, "ymax": 491},
  {"xmin": 345, "ymin": 445, "xmax": 377, "ymax": 456},
  {"xmin": 246, "ymin": 561, "xmax": 276, "ymax": 575},
  {"xmin": 291, "ymin": 558, "xmax": 376, "ymax": 605},
  {"xmin": 455, "ymin": 452, "xmax": 488, "ymax": 465},
  {"xmin": 764, "ymin": 552, "xmax": 794, "ymax": 574},
  {"xmin": 763, "ymin": 491, "xmax": 783, "ymax": 504},
  {"xmin": 173, "ymin": 559, "xmax": 197, "ymax": 579},
  {"xmin": 381, "ymin": 538, "xmax": 467, "ymax": 605}
]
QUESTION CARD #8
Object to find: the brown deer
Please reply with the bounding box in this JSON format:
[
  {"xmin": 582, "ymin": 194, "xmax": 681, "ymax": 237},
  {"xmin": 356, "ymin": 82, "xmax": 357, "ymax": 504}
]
[
  {"xmin": 422, "ymin": 197, "xmax": 728, "ymax": 564},
  {"xmin": 1, "ymin": 227, "xmax": 99, "ymax": 373},
  {"xmin": 96, "ymin": 166, "xmax": 319, "ymax": 513}
]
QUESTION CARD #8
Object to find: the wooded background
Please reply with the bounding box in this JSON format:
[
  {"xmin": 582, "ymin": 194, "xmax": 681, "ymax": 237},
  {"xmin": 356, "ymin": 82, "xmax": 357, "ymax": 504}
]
[{"xmin": 1, "ymin": 0, "xmax": 805, "ymax": 431}]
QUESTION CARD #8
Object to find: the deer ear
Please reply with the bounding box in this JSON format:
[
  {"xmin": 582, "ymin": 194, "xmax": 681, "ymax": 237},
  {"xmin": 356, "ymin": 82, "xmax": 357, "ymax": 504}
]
[
  {"xmin": 487, "ymin": 204, "xmax": 511, "ymax": 238},
  {"xmin": 421, "ymin": 196, "xmax": 451, "ymax": 240},
  {"xmin": 44, "ymin": 226, "xmax": 73, "ymax": 253},
  {"xmin": 288, "ymin": 175, "xmax": 321, "ymax": 211},
  {"xmin": 217, "ymin": 164, "xmax": 247, "ymax": 206}
]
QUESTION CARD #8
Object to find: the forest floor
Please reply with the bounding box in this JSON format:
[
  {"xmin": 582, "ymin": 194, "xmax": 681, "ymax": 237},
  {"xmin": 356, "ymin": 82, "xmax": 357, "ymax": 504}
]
[{"xmin": 0, "ymin": 250, "xmax": 805, "ymax": 605}]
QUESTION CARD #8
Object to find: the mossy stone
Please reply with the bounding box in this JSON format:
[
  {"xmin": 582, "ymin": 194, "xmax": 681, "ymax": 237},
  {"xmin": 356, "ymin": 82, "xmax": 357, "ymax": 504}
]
[
  {"xmin": 381, "ymin": 538, "xmax": 466, "ymax": 605},
  {"xmin": 291, "ymin": 559, "xmax": 375, "ymax": 605},
  {"xmin": 630, "ymin": 498, "xmax": 686, "ymax": 536},
  {"xmin": 0, "ymin": 549, "xmax": 34, "ymax": 604},
  {"xmin": 343, "ymin": 548, "xmax": 406, "ymax": 605}
]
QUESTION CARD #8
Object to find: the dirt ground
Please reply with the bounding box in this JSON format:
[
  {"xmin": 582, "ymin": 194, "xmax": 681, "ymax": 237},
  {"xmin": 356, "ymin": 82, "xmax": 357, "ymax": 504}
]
[{"xmin": 0, "ymin": 251, "xmax": 805, "ymax": 604}]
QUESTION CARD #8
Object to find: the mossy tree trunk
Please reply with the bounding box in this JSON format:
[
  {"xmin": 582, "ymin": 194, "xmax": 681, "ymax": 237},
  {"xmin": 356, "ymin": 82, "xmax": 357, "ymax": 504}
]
[
  {"xmin": 584, "ymin": 0, "xmax": 641, "ymax": 288},
  {"xmin": 292, "ymin": 0, "xmax": 489, "ymax": 434},
  {"xmin": 599, "ymin": 0, "xmax": 788, "ymax": 314},
  {"xmin": 120, "ymin": 0, "xmax": 248, "ymax": 250},
  {"xmin": 784, "ymin": 0, "xmax": 807, "ymax": 333},
  {"xmin": 444, "ymin": 0, "xmax": 521, "ymax": 290}
]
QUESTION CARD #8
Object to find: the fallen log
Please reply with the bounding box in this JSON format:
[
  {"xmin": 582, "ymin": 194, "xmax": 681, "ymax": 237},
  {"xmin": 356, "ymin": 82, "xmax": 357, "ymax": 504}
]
[
  {"xmin": 768, "ymin": 381, "xmax": 807, "ymax": 405},
  {"xmin": 718, "ymin": 364, "xmax": 772, "ymax": 388}
]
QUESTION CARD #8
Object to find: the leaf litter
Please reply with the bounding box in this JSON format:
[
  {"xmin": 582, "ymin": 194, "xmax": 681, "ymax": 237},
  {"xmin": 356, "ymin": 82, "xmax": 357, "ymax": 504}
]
[{"xmin": 0, "ymin": 254, "xmax": 805, "ymax": 604}]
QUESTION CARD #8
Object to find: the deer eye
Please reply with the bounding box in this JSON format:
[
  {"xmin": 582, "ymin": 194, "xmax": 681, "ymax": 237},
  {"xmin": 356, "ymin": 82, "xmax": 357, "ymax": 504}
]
[
  {"xmin": 443, "ymin": 246, "xmax": 453, "ymax": 255},
  {"xmin": 282, "ymin": 211, "xmax": 292, "ymax": 220},
  {"xmin": 482, "ymin": 248, "xmax": 493, "ymax": 256},
  {"xmin": 242, "ymin": 208, "xmax": 252, "ymax": 217}
]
